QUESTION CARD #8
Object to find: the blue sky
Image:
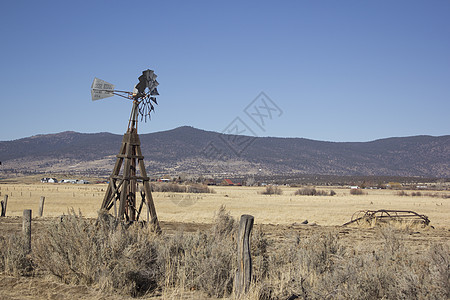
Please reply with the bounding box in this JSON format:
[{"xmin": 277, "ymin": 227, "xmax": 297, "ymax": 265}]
[{"xmin": 1, "ymin": 1, "xmax": 449, "ymax": 142}]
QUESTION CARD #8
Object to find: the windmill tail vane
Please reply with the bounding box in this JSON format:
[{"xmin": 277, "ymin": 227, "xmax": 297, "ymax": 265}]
[{"xmin": 91, "ymin": 69, "xmax": 159, "ymax": 122}]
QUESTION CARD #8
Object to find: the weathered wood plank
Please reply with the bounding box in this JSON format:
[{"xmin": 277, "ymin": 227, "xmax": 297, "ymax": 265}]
[
  {"xmin": 1, "ymin": 195, "xmax": 8, "ymax": 217},
  {"xmin": 38, "ymin": 196, "xmax": 45, "ymax": 217},
  {"xmin": 23, "ymin": 209, "xmax": 32, "ymax": 253},
  {"xmin": 235, "ymin": 214, "xmax": 254, "ymax": 296}
]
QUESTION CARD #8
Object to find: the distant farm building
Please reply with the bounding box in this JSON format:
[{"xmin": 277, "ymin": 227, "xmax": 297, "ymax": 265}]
[
  {"xmin": 204, "ymin": 178, "xmax": 216, "ymax": 185},
  {"xmin": 387, "ymin": 182, "xmax": 402, "ymax": 189},
  {"xmin": 221, "ymin": 179, "xmax": 242, "ymax": 186},
  {"xmin": 222, "ymin": 179, "xmax": 234, "ymax": 186},
  {"xmin": 41, "ymin": 177, "xmax": 58, "ymax": 183},
  {"xmin": 60, "ymin": 179, "xmax": 78, "ymax": 184}
]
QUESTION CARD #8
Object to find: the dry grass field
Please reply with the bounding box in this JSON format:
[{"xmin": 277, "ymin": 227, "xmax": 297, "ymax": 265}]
[
  {"xmin": 1, "ymin": 184, "xmax": 449, "ymax": 227},
  {"xmin": 1, "ymin": 183, "xmax": 449, "ymax": 299}
]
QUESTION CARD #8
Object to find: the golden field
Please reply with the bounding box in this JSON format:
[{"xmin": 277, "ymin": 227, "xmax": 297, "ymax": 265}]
[
  {"xmin": 1, "ymin": 184, "xmax": 449, "ymax": 228},
  {"xmin": 1, "ymin": 182, "xmax": 450, "ymax": 299}
]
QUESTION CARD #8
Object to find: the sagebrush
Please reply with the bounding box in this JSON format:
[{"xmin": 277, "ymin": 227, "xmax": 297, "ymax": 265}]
[
  {"xmin": 294, "ymin": 187, "xmax": 336, "ymax": 196},
  {"xmin": 1, "ymin": 209, "xmax": 449, "ymax": 299},
  {"xmin": 151, "ymin": 183, "xmax": 214, "ymax": 194},
  {"xmin": 260, "ymin": 186, "xmax": 283, "ymax": 195}
]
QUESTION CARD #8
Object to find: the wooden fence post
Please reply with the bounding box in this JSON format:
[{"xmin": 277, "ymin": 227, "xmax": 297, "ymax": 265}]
[
  {"xmin": 235, "ymin": 214, "xmax": 254, "ymax": 296},
  {"xmin": 23, "ymin": 209, "xmax": 32, "ymax": 253},
  {"xmin": 1, "ymin": 195, "xmax": 8, "ymax": 217},
  {"xmin": 38, "ymin": 196, "xmax": 45, "ymax": 217}
]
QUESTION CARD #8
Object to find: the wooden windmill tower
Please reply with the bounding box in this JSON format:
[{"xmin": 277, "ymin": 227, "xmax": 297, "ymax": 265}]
[{"xmin": 91, "ymin": 70, "xmax": 160, "ymax": 230}]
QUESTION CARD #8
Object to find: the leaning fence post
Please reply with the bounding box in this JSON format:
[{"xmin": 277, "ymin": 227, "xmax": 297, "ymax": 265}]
[
  {"xmin": 1, "ymin": 195, "xmax": 8, "ymax": 217},
  {"xmin": 38, "ymin": 196, "xmax": 45, "ymax": 217},
  {"xmin": 23, "ymin": 209, "xmax": 32, "ymax": 253},
  {"xmin": 235, "ymin": 214, "xmax": 254, "ymax": 296}
]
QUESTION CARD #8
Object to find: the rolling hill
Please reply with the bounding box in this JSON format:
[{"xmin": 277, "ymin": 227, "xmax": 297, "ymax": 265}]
[{"xmin": 0, "ymin": 126, "xmax": 448, "ymax": 178}]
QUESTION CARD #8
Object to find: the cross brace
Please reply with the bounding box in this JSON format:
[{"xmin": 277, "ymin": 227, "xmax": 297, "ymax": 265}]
[{"xmin": 101, "ymin": 128, "xmax": 160, "ymax": 231}]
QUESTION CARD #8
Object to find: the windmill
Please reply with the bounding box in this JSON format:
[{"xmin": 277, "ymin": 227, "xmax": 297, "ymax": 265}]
[{"xmin": 91, "ymin": 69, "xmax": 160, "ymax": 230}]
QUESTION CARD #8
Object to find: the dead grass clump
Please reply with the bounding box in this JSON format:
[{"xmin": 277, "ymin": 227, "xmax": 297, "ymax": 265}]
[
  {"xmin": 186, "ymin": 183, "xmax": 215, "ymax": 194},
  {"xmin": 251, "ymin": 225, "xmax": 269, "ymax": 280},
  {"xmin": 260, "ymin": 185, "xmax": 283, "ymax": 195},
  {"xmin": 33, "ymin": 210, "xmax": 161, "ymax": 296},
  {"xmin": 428, "ymin": 243, "xmax": 450, "ymax": 298},
  {"xmin": 350, "ymin": 188, "xmax": 366, "ymax": 195},
  {"xmin": 158, "ymin": 206, "xmax": 237, "ymax": 298},
  {"xmin": 396, "ymin": 190, "xmax": 450, "ymax": 199},
  {"xmin": 31, "ymin": 207, "xmax": 238, "ymax": 298},
  {"xmin": 246, "ymin": 227, "xmax": 449, "ymax": 300},
  {"xmin": 4, "ymin": 205, "xmax": 448, "ymax": 299},
  {"xmin": 396, "ymin": 190, "xmax": 409, "ymax": 196},
  {"xmin": 422, "ymin": 192, "xmax": 450, "ymax": 199},
  {"xmin": 294, "ymin": 187, "xmax": 336, "ymax": 196},
  {"xmin": 151, "ymin": 183, "xmax": 214, "ymax": 194},
  {"xmin": 151, "ymin": 183, "xmax": 186, "ymax": 193},
  {"xmin": 0, "ymin": 234, "xmax": 33, "ymax": 276}
]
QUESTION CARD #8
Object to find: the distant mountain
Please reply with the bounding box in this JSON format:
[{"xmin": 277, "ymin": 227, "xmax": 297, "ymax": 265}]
[{"xmin": 0, "ymin": 126, "xmax": 449, "ymax": 178}]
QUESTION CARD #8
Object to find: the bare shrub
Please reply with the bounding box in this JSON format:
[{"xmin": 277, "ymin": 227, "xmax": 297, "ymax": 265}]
[
  {"xmin": 158, "ymin": 206, "xmax": 237, "ymax": 298},
  {"xmin": 428, "ymin": 243, "xmax": 450, "ymax": 298},
  {"xmin": 251, "ymin": 227, "xmax": 447, "ymax": 299},
  {"xmin": 151, "ymin": 183, "xmax": 186, "ymax": 193},
  {"xmin": 212, "ymin": 205, "xmax": 237, "ymax": 238},
  {"xmin": 396, "ymin": 190, "xmax": 450, "ymax": 199},
  {"xmin": 186, "ymin": 183, "xmax": 215, "ymax": 194},
  {"xmin": 33, "ymin": 210, "xmax": 160, "ymax": 296},
  {"xmin": 294, "ymin": 187, "xmax": 335, "ymax": 196},
  {"xmin": 29, "ymin": 207, "xmax": 239, "ymax": 298},
  {"xmin": 251, "ymin": 225, "xmax": 269, "ymax": 280},
  {"xmin": 350, "ymin": 188, "xmax": 365, "ymax": 195},
  {"xmin": 151, "ymin": 183, "xmax": 214, "ymax": 193},
  {"xmin": 379, "ymin": 226, "xmax": 403, "ymax": 256},
  {"xmin": 295, "ymin": 187, "xmax": 317, "ymax": 196},
  {"xmin": 260, "ymin": 185, "xmax": 283, "ymax": 195},
  {"xmin": 0, "ymin": 234, "xmax": 33, "ymax": 276},
  {"xmin": 396, "ymin": 190, "xmax": 409, "ymax": 196},
  {"xmin": 5, "ymin": 206, "xmax": 447, "ymax": 299},
  {"xmin": 423, "ymin": 192, "xmax": 450, "ymax": 199}
]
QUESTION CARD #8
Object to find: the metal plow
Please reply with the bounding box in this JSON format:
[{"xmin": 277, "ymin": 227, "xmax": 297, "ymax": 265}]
[{"xmin": 343, "ymin": 209, "xmax": 430, "ymax": 227}]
